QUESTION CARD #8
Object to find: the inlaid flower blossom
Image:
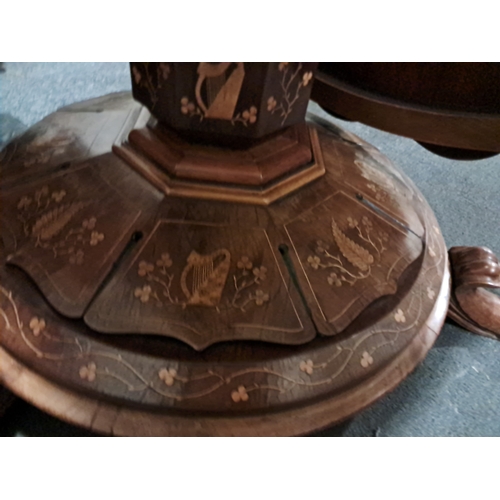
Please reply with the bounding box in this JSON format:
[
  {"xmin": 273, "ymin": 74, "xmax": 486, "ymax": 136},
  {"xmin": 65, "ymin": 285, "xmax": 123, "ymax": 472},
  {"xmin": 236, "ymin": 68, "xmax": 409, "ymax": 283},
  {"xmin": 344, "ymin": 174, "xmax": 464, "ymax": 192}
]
[
  {"xmin": 316, "ymin": 240, "xmax": 329, "ymax": 253},
  {"xmin": 158, "ymin": 367, "xmax": 177, "ymax": 386},
  {"xmin": 242, "ymin": 106, "xmax": 258, "ymax": 124},
  {"xmin": 17, "ymin": 196, "xmax": 32, "ymax": 210},
  {"xmin": 138, "ymin": 260, "xmax": 154, "ymax": 277},
  {"xmin": 360, "ymin": 351, "xmax": 373, "ymax": 368},
  {"xmin": 267, "ymin": 96, "xmax": 277, "ymax": 111},
  {"xmin": 82, "ymin": 217, "xmax": 97, "ymax": 230},
  {"xmin": 90, "ymin": 231, "xmax": 104, "ymax": 246},
  {"xmin": 347, "ymin": 217, "xmax": 358, "ymax": 228},
  {"xmin": 180, "ymin": 96, "xmax": 196, "ymax": 115},
  {"xmin": 278, "ymin": 62, "xmax": 289, "ymax": 71},
  {"xmin": 79, "ymin": 362, "xmax": 97, "ymax": 382},
  {"xmin": 254, "ymin": 289, "xmax": 270, "ymax": 306},
  {"xmin": 69, "ymin": 249, "xmax": 84, "ymax": 265},
  {"xmin": 252, "ymin": 266, "xmax": 267, "ymax": 281},
  {"xmin": 134, "ymin": 285, "xmax": 152, "ymax": 303},
  {"xmin": 327, "ymin": 272, "xmax": 342, "ymax": 287},
  {"xmin": 51, "ymin": 190, "xmax": 66, "ymax": 202},
  {"xmin": 427, "ymin": 287, "xmax": 436, "ymax": 300},
  {"xmin": 394, "ymin": 309, "xmax": 406, "ymax": 323},
  {"xmin": 29, "ymin": 317, "xmax": 46, "ymax": 336},
  {"xmin": 231, "ymin": 385, "xmax": 249, "ymax": 403},
  {"xmin": 302, "ymin": 71, "xmax": 313, "ymax": 86},
  {"xmin": 156, "ymin": 252, "xmax": 172, "ymax": 268},
  {"xmin": 362, "ymin": 216, "xmax": 373, "ymax": 229},
  {"xmin": 307, "ymin": 255, "xmax": 321, "ymax": 270},
  {"xmin": 299, "ymin": 359, "xmax": 314, "ymax": 375},
  {"xmin": 237, "ymin": 256, "xmax": 253, "ymax": 270}
]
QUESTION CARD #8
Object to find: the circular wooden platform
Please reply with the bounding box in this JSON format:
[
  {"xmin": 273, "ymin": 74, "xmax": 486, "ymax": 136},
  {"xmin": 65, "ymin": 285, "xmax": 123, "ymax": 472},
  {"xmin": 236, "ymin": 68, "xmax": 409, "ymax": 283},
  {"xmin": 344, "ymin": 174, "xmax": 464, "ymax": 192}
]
[{"xmin": 0, "ymin": 93, "xmax": 450, "ymax": 435}]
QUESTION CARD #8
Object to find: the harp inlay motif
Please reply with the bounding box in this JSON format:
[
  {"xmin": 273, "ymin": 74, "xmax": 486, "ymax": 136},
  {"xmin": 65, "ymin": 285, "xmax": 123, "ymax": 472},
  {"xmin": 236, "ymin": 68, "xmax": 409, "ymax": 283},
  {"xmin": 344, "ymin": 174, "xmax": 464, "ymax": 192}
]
[
  {"xmin": 195, "ymin": 63, "xmax": 245, "ymax": 120},
  {"xmin": 180, "ymin": 249, "xmax": 231, "ymax": 306}
]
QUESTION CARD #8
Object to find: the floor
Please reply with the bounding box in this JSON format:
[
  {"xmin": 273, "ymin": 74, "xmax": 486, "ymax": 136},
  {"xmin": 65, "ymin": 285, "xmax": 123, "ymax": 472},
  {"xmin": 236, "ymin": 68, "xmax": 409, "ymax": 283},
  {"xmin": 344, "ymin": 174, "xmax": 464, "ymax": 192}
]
[{"xmin": 1, "ymin": 62, "xmax": 499, "ymax": 436}]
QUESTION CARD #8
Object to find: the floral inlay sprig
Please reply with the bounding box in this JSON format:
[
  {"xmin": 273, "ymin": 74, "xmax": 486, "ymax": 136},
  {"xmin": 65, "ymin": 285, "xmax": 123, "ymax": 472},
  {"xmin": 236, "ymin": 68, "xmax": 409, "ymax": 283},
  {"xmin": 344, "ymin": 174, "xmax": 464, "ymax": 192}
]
[
  {"xmin": 366, "ymin": 183, "xmax": 388, "ymax": 202},
  {"xmin": 132, "ymin": 250, "xmax": 271, "ymax": 313},
  {"xmin": 158, "ymin": 367, "xmax": 178, "ymax": 387},
  {"xmin": 29, "ymin": 317, "xmax": 46, "ymax": 336},
  {"xmin": 133, "ymin": 253, "xmax": 180, "ymax": 307},
  {"xmin": 230, "ymin": 256, "xmax": 269, "ymax": 312},
  {"xmin": 79, "ymin": 362, "xmax": 97, "ymax": 382},
  {"xmin": 231, "ymin": 106, "xmax": 258, "ymax": 127},
  {"xmin": 266, "ymin": 63, "xmax": 313, "ymax": 125},
  {"xmin": 180, "ymin": 96, "xmax": 204, "ymax": 121},
  {"xmin": 231, "ymin": 385, "xmax": 249, "ymax": 403},
  {"xmin": 394, "ymin": 309, "xmax": 406, "ymax": 323},
  {"xmin": 132, "ymin": 62, "xmax": 171, "ymax": 107},
  {"xmin": 360, "ymin": 351, "xmax": 374, "ymax": 368},
  {"xmin": 299, "ymin": 359, "xmax": 314, "ymax": 375}
]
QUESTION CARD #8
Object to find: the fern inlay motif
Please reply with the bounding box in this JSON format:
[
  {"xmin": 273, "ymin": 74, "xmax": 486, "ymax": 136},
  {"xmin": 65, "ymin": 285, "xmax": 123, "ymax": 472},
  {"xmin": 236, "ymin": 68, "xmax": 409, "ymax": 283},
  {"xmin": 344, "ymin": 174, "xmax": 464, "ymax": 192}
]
[
  {"xmin": 16, "ymin": 186, "xmax": 104, "ymax": 264},
  {"xmin": 306, "ymin": 216, "xmax": 388, "ymax": 287},
  {"xmin": 331, "ymin": 218, "xmax": 374, "ymax": 272},
  {"xmin": 32, "ymin": 201, "xmax": 87, "ymax": 242}
]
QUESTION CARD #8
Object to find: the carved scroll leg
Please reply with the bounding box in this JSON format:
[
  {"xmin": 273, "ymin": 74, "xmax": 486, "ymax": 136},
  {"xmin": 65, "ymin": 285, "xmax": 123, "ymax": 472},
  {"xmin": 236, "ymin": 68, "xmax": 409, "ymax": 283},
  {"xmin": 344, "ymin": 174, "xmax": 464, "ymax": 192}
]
[{"xmin": 448, "ymin": 246, "xmax": 500, "ymax": 340}]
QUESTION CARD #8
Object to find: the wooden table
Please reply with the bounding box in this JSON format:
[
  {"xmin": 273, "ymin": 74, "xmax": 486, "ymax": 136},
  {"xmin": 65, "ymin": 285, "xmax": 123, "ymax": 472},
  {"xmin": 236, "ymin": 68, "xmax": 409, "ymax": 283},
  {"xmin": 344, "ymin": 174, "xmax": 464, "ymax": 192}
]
[{"xmin": 0, "ymin": 63, "xmax": 497, "ymax": 436}]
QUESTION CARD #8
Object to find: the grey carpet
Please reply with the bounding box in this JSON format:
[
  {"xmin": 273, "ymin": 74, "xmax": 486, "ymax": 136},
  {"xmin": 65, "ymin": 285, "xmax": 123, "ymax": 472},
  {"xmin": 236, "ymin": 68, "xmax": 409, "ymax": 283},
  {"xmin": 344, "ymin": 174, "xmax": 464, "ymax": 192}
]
[{"xmin": 1, "ymin": 62, "xmax": 499, "ymax": 436}]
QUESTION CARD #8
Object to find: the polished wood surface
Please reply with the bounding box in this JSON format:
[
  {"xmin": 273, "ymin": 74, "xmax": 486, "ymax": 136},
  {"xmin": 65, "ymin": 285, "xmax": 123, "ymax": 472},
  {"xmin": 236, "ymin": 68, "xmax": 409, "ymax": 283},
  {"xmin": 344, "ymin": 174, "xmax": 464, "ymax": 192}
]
[
  {"xmin": 0, "ymin": 93, "xmax": 450, "ymax": 434},
  {"xmin": 317, "ymin": 63, "xmax": 500, "ymax": 113},
  {"xmin": 311, "ymin": 63, "xmax": 500, "ymax": 158},
  {"xmin": 0, "ymin": 270, "xmax": 449, "ymax": 436}
]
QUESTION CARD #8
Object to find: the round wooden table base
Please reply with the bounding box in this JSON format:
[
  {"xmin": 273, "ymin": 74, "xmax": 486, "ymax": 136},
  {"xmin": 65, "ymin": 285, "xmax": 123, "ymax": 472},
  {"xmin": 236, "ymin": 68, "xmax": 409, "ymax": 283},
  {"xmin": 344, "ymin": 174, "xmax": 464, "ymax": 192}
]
[
  {"xmin": 0, "ymin": 93, "xmax": 451, "ymax": 436},
  {"xmin": 0, "ymin": 268, "xmax": 448, "ymax": 436}
]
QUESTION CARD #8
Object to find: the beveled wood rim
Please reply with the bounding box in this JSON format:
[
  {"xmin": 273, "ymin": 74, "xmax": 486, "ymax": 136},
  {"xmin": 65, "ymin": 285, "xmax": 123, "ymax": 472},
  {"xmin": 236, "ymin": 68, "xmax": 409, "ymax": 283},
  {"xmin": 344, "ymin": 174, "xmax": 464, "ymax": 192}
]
[
  {"xmin": 0, "ymin": 263, "xmax": 449, "ymax": 436},
  {"xmin": 112, "ymin": 125, "xmax": 326, "ymax": 205},
  {"xmin": 311, "ymin": 72, "xmax": 500, "ymax": 153}
]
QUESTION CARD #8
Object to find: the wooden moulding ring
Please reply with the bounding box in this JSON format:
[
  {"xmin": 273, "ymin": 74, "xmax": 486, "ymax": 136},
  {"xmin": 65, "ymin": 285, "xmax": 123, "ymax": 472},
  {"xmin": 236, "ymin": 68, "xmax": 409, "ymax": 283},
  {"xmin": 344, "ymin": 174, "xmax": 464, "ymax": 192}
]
[{"xmin": 112, "ymin": 122, "xmax": 326, "ymax": 205}]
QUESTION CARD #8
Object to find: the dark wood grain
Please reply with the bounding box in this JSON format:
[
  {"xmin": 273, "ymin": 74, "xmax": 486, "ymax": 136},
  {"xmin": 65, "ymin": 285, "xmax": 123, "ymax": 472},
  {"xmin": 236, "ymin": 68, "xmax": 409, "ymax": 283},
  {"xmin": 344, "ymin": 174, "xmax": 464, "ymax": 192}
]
[
  {"xmin": 130, "ymin": 63, "xmax": 317, "ymax": 145},
  {"xmin": 317, "ymin": 63, "xmax": 500, "ymax": 113},
  {"xmin": 311, "ymin": 63, "xmax": 500, "ymax": 157}
]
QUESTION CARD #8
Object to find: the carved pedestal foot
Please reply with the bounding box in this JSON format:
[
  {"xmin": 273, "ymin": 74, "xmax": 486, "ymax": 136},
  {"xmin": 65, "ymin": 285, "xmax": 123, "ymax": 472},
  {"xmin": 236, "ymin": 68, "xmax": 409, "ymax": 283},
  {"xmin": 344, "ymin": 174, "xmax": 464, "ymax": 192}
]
[{"xmin": 448, "ymin": 246, "xmax": 500, "ymax": 340}]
